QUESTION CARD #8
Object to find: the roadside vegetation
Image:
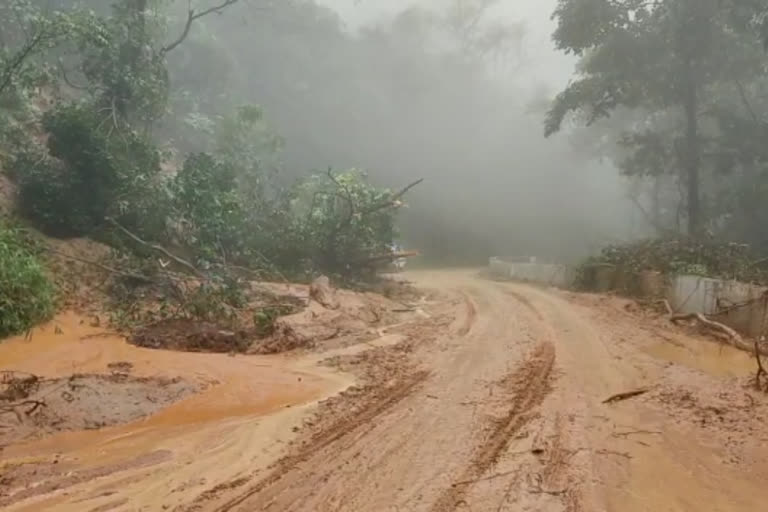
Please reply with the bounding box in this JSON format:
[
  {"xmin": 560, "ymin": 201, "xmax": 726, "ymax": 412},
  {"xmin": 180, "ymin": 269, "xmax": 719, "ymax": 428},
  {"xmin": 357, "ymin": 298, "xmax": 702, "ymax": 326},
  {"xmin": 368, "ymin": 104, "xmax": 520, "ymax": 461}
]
[
  {"xmin": 0, "ymin": 223, "xmax": 54, "ymax": 337},
  {"xmin": 547, "ymin": 1, "xmax": 768, "ymax": 287},
  {"xmin": 0, "ymin": 0, "xmax": 419, "ymax": 336}
]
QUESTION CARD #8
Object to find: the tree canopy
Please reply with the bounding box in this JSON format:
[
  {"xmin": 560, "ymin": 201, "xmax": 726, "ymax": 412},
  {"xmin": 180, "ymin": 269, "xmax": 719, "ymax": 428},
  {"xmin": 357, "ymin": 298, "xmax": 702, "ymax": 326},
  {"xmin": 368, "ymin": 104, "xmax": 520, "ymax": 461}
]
[
  {"xmin": 547, "ymin": 0, "xmax": 768, "ymax": 243},
  {"xmin": 0, "ymin": 0, "xmax": 420, "ymax": 281}
]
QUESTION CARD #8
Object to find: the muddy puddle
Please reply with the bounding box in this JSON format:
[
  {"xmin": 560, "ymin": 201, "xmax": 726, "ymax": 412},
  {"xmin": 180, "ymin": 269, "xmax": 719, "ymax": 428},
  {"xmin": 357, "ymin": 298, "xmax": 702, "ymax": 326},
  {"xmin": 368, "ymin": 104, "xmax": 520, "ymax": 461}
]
[
  {"xmin": 0, "ymin": 372, "xmax": 199, "ymax": 447},
  {"xmin": 0, "ymin": 312, "xmax": 358, "ymax": 511},
  {"xmin": 644, "ymin": 333, "xmax": 756, "ymax": 378}
]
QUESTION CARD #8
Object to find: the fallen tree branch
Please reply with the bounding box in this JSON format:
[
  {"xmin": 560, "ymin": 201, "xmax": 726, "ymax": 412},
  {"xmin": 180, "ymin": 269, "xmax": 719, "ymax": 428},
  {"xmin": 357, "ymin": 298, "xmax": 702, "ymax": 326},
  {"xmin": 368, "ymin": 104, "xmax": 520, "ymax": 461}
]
[
  {"xmin": 596, "ymin": 449, "xmax": 633, "ymax": 459},
  {"xmin": 354, "ymin": 251, "xmax": 420, "ymax": 265},
  {"xmin": 611, "ymin": 429, "xmax": 662, "ymax": 438},
  {"xmin": 0, "ymin": 399, "xmax": 46, "ymax": 416},
  {"xmin": 106, "ymin": 217, "xmax": 204, "ymax": 278},
  {"xmin": 361, "ymin": 178, "xmax": 424, "ymax": 215},
  {"xmin": 670, "ymin": 312, "xmax": 761, "ymax": 354},
  {"xmin": 755, "ymin": 338, "xmax": 767, "ymax": 391},
  {"xmin": 602, "ymin": 388, "xmax": 651, "ymax": 404},
  {"xmin": 41, "ymin": 247, "xmax": 155, "ymax": 284}
]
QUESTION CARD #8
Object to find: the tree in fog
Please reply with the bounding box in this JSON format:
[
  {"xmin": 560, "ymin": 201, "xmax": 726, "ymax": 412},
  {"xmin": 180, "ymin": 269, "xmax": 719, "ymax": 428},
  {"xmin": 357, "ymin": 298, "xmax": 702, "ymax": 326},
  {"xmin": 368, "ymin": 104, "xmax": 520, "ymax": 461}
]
[{"xmin": 546, "ymin": 0, "xmax": 768, "ymax": 240}]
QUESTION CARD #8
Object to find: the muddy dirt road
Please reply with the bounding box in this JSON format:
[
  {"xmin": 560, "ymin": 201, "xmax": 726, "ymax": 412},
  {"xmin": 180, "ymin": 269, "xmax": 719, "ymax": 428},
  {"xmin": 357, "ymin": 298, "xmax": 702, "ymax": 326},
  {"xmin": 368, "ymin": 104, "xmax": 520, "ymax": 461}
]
[{"xmin": 3, "ymin": 270, "xmax": 768, "ymax": 511}]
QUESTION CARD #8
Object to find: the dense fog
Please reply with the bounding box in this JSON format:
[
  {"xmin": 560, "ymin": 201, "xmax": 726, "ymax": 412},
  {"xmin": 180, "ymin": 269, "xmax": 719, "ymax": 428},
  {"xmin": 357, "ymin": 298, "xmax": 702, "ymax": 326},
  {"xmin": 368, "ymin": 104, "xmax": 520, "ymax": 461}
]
[{"xmin": 166, "ymin": 0, "xmax": 638, "ymax": 264}]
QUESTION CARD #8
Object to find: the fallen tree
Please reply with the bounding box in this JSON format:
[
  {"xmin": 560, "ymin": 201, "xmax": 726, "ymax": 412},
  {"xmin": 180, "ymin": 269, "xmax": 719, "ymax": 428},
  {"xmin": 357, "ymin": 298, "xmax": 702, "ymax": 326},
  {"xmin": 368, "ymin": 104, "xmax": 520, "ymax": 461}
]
[{"xmin": 295, "ymin": 170, "xmax": 424, "ymax": 276}]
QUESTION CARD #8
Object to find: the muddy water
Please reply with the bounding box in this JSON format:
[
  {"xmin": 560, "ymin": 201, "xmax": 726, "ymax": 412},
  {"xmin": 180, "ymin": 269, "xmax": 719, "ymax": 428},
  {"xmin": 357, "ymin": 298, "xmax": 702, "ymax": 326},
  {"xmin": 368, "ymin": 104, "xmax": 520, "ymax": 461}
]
[
  {"xmin": 644, "ymin": 333, "xmax": 755, "ymax": 378},
  {"xmin": 0, "ymin": 312, "xmax": 354, "ymax": 511}
]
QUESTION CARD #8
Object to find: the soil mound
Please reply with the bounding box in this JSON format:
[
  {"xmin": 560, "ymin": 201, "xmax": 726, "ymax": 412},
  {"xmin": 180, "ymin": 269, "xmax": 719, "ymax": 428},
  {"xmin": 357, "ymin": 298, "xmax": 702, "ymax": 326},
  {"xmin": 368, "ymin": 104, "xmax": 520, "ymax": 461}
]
[{"xmin": 130, "ymin": 318, "xmax": 253, "ymax": 353}]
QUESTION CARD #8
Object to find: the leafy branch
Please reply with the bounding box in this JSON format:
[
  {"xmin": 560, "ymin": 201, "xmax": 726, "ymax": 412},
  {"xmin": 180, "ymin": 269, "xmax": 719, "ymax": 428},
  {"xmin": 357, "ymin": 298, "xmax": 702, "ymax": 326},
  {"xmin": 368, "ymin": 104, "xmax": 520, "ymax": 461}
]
[{"xmin": 0, "ymin": 10, "xmax": 82, "ymax": 96}]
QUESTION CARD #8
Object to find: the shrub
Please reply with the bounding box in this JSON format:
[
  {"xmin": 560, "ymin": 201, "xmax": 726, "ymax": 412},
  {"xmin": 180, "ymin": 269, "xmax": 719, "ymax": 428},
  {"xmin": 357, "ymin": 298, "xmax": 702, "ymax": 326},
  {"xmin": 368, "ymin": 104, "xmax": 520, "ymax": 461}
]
[
  {"xmin": 13, "ymin": 102, "xmax": 163, "ymax": 238},
  {"xmin": 0, "ymin": 225, "xmax": 55, "ymax": 337},
  {"xmin": 578, "ymin": 238, "xmax": 768, "ymax": 285}
]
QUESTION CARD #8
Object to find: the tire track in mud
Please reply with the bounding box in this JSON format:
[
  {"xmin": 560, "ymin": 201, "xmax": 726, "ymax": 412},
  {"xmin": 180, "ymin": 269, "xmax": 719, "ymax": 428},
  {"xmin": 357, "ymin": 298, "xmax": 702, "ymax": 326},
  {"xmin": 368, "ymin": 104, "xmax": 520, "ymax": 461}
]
[
  {"xmin": 499, "ymin": 288, "xmax": 545, "ymax": 321},
  {"xmin": 529, "ymin": 415, "xmax": 583, "ymax": 512},
  {"xmin": 205, "ymin": 370, "xmax": 430, "ymax": 512},
  {"xmin": 430, "ymin": 341, "xmax": 556, "ymax": 512},
  {"xmin": 456, "ymin": 292, "xmax": 477, "ymax": 336},
  {"xmin": 0, "ymin": 450, "xmax": 173, "ymax": 509}
]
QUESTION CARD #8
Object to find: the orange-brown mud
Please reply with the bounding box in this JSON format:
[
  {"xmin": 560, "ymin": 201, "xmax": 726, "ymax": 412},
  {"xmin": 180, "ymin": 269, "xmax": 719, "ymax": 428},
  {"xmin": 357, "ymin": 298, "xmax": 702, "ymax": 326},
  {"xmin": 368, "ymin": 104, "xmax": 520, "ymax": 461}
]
[
  {"xmin": 0, "ymin": 311, "xmax": 357, "ymax": 510},
  {"xmin": 3, "ymin": 271, "xmax": 768, "ymax": 511},
  {"xmin": 0, "ymin": 371, "xmax": 198, "ymax": 447}
]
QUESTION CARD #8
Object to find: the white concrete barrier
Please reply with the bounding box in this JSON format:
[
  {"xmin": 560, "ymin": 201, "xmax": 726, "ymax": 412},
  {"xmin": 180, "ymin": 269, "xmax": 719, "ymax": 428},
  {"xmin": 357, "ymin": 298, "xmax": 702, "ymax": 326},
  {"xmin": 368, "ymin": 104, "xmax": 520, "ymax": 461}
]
[
  {"xmin": 490, "ymin": 257, "xmax": 768, "ymax": 338},
  {"xmin": 668, "ymin": 275, "xmax": 768, "ymax": 337},
  {"xmin": 489, "ymin": 258, "xmax": 576, "ymax": 288},
  {"xmin": 668, "ymin": 275, "xmax": 767, "ymax": 315}
]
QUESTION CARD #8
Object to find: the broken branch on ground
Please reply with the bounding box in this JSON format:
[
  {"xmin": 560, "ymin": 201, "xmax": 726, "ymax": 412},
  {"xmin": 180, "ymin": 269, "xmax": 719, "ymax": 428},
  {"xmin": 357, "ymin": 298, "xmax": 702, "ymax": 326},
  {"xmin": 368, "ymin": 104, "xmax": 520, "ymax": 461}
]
[{"xmin": 602, "ymin": 388, "xmax": 651, "ymax": 404}]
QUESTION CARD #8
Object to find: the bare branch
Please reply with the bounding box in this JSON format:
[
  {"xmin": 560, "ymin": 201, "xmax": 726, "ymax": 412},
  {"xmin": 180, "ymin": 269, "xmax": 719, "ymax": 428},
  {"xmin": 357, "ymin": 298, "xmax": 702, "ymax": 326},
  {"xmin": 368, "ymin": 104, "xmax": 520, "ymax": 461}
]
[
  {"xmin": 41, "ymin": 246, "xmax": 155, "ymax": 284},
  {"xmin": 105, "ymin": 217, "xmax": 205, "ymax": 277},
  {"xmin": 161, "ymin": 0, "xmax": 240, "ymax": 55},
  {"xmin": 56, "ymin": 58, "xmax": 89, "ymax": 91},
  {"xmin": 671, "ymin": 312, "xmax": 763, "ymax": 355},
  {"xmin": 361, "ymin": 178, "xmax": 424, "ymax": 216}
]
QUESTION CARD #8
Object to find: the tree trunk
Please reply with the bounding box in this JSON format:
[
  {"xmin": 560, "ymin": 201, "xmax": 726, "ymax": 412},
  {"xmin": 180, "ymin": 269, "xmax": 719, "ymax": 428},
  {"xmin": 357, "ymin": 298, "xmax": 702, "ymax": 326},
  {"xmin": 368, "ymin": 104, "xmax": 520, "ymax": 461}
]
[
  {"xmin": 683, "ymin": 68, "xmax": 701, "ymax": 236},
  {"xmin": 114, "ymin": 0, "xmax": 148, "ymax": 118},
  {"xmin": 652, "ymin": 175, "xmax": 662, "ymax": 234}
]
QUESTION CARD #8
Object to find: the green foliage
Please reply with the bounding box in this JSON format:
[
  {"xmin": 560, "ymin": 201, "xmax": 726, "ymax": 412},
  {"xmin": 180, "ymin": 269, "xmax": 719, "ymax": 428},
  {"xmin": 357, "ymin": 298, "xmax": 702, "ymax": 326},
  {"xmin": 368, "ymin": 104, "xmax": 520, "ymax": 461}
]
[
  {"xmin": 214, "ymin": 105, "xmax": 284, "ymax": 200},
  {"xmin": 0, "ymin": 2, "xmax": 104, "ymax": 96},
  {"xmin": 0, "ymin": 2, "xmax": 105, "ymax": 152},
  {"xmin": 0, "ymin": 1, "xmax": 413, "ymax": 287},
  {"xmin": 292, "ymin": 169, "xmax": 399, "ymax": 274},
  {"xmin": 13, "ymin": 101, "xmax": 163, "ymax": 237},
  {"xmin": 80, "ymin": 1, "xmax": 169, "ymax": 124},
  {"xmin": 181, "ymin": 278, "xmax": 246, "ymax": 325},
  {"xmin": 581, "ymin": 238, "xmax": 768, "ymax": 284},
  {"xmin": 0, "ymin": 224, "xmax": 55, "ymax": 337},
  {"xmin": 549, "ymin": 0, "xmax": 768, "ymax": 236},
  {"xmin": 166, "ymin": 105, "xmax": 287, "ymax": 267},
  {"xmin": 547, "ymin": 0, "xmax": 734, "ymax": 135},
  {"xmin": 169, "ymin": 149, "xmax": 402, "ymax": 277},
  {"xmin": 252, "ymin": 304, "xmax": 294, "ymax": 337},
  {"xmin": 164, "ymin": 104, "xmax": 403, "ymax": 277},
  {"xmin": 171, "ymin": 152, "xmax": 248, "ymax": 264}
]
